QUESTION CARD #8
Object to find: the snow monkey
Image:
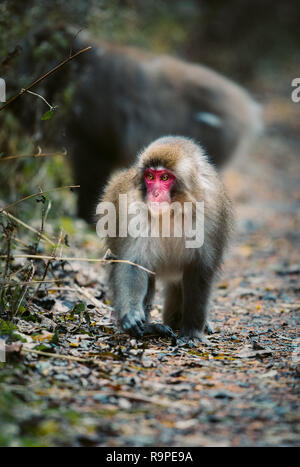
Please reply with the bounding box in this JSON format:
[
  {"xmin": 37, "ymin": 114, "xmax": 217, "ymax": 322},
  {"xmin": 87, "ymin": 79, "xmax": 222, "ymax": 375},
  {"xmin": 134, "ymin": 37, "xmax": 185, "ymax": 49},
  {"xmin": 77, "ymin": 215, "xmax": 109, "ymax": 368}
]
[{"xmin": 96, "ymin": 136, "xmax": 233, "ymax": 340}]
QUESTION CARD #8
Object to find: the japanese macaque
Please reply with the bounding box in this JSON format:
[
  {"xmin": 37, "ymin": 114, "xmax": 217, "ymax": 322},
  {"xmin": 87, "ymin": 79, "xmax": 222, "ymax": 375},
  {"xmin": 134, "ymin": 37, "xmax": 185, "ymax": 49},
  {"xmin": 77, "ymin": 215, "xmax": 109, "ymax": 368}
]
[{"xmin": 96, "ymin": 136, "xmax": 233, "ymax": 340}]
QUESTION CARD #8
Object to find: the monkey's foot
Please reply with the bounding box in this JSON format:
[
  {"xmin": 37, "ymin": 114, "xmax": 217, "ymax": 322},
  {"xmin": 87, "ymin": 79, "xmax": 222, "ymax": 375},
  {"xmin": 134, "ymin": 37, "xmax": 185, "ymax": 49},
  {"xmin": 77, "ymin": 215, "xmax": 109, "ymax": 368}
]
[
  {"xmin": 179, "ymin": 328, "xmax": 210, "ymax": 346},
  {"xmin": 143, "ymin": 323, "xmax": 177, "ymax": 340},
  {"xmin": 178, "ymin": 335, "xmax": 209, "ymax": 347},
  {"xmin": 120, "ymin": 313, "xmax": 145, "ymax": 338},
  {"xmin": 205, "ymin": 320, "xmax": 214, "ymax": 335}
]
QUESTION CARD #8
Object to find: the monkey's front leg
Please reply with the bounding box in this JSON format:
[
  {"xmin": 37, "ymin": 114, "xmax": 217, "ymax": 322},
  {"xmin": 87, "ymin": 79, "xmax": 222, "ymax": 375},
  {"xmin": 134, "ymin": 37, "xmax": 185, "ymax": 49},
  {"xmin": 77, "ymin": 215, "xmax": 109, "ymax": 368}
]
[
  {"xmin": 112, "ymin": 263, "xmax": 149, "ymax": 337},
  {"xmin": 181, "ymin": 260, "xmax": 214, "ymax": 340}
]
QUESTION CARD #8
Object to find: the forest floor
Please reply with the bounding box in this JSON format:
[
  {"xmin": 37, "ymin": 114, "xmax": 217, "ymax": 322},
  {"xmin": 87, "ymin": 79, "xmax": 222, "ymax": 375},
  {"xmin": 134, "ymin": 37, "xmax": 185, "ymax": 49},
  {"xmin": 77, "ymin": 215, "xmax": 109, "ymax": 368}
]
[{"xmin": 0, "ymin": 86, "xmax": 299, "ymax": 447}]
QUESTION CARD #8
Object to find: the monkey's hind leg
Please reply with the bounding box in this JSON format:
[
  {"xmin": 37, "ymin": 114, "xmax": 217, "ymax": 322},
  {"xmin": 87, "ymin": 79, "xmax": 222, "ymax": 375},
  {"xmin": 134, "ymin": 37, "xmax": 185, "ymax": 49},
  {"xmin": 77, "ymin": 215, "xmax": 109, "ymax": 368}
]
[
  {"xmin": 143, "ymin": 275, "xmax": 156, "ymax": 322},
  {"xmin": 181, "ymin": 260, "xmax": 214, "ymax": 340},
  {"xmin": 162, "ymin": 281, "xmax": 183, "ymax": 331}
]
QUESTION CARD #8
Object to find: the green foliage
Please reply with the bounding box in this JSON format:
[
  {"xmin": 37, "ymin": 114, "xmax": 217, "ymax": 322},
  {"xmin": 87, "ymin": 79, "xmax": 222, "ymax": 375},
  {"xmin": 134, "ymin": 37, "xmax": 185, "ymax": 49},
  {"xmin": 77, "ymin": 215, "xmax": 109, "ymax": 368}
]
[
  {"xmin": 41, "ymin": 109, "xmax": 55, "ymax": 121},
  {"xmin": 0, "ymin": 319, "xmax": 25, "ymax": 342},
  {"xmin": 51, "ymin": 329, "xmax": 60, "ymax": 345},
  {"xmin": 0, "ymin": 319, "xmax": 18, "ymax": 337},
  {"xmin": 71, "ymin": 302, "xmax": 85, "ymax": 315}
]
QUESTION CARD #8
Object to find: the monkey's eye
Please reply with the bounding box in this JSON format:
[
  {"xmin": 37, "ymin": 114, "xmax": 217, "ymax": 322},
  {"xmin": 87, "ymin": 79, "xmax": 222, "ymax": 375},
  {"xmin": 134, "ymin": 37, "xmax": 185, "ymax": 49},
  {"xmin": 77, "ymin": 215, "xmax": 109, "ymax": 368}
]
[
  {"xmin": 161, "ymin": 174, "xmax": 169, "ymax": 181},
  {"xmin": 146, "ymin": 172, "xmax": 154, "ymax": 181}
]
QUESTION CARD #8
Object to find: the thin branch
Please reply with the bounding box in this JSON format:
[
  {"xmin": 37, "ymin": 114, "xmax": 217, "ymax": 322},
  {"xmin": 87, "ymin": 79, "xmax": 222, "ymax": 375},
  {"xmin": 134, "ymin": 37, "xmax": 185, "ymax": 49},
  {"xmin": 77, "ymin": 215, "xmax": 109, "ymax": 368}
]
[
  {"xmin": 21, "ymin": 347, "xmax": 100, "ymax": 364},
  {"xmin": 3, "ymin": 226, "xmax": 12, "ymax": 280},
  {"xmin": 21, "ymin": 348, "xmax": 109, "ymax": 374},
  {"xmin": 31, "ymin": 187, "xmax": 48, "ymax": 257},
  {"xmin": 69, "ymin": 28, "xmax": 84, "ymax": 57},
  {"xmin": 1, "ymin": 210, "xmax": 55, "ymax": 247},
  {"xmin": 0, "ymin": 185, "xmax": 80, "ymax": 213},
  {"xmin": 14, "ymin": 261, "xmax": 35, "ymax": 317},
  {"xmin": 0, "ymin": 148, "xmax": 67, "ymax": 163},
  {"xmin": 0, "ymin": 46, "xmax": 92, "ymax": 112},
  {"xmin": 22, "ymin": 89, "xmax": 56, "ymax": 111},
  {"xmin": 0, "ymin": 254, "xmax": 156, "ymax": 275},
  {"xmin": 0, "ymin": 279, "xmax": 65, "ymax": 288},
  {"xmin": 31, "ymin": 227, "xmax": 64, "ymax": 301},
  {"xmin": 4, "ymin": 232, "xmax": 31, "ymax": 249},
  {"xmin": 8, "ymin": 263, "xmax": 28, "ymax": 279}
]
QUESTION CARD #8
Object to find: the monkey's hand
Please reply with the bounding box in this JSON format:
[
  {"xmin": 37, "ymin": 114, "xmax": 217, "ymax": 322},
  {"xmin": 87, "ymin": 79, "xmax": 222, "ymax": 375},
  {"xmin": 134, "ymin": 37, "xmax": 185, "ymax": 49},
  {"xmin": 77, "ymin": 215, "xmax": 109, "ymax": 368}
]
[{"xmin": 120, "ymin": 311, "xmax": 145, "ymax": 337}]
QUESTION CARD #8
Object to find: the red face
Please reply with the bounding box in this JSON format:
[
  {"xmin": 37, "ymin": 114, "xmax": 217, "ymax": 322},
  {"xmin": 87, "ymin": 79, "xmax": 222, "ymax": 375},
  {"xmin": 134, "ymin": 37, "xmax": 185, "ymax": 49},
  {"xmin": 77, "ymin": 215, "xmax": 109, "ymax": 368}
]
[{"xmin": 144, "ymin": 168, "xmax": 176, "ymax": 204}]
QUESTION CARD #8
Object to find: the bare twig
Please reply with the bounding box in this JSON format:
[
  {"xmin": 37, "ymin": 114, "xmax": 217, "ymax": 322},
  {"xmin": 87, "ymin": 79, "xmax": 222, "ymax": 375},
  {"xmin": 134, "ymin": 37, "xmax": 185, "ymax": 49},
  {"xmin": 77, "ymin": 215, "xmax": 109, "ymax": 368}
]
[
  {"xmin": 0, "ymin": 46, "xmax": 92, "ymax": 112},
  {"xmin": 0, "ymin": 279, "xmax": 65, "ymax": 288},
  {"xmin": 2, "ymin": 224, "xmax": 13, "ymax": 279},
  {"xmin": 0, "ymin": 148, "xmax": 67, "ymax": 163},
  {"xmin": 31, "ymin": 187, "xmax": 47, "ymax": 257},
  {"xmin": 4, "ymin": 232, "xmax": 31, "ymax": 249},
  {"xmin": 22, "ymin": 89, "xmax": 56, "ymax": 111},
  {"xmin": 21, "ymin": 348, "xmax": 108, "ymax": 373},
  {"xmin": 0, "ymin": 254, "xmax": 155, "ymax": 275},
  {"xmin": 14, "ymin": 261, "xmax": 35, "ymax": 317},
  {"xmin": 31, "ymin": 228, "xmax": 64, "ymax": 301},
  {"xmin": 21, "ymin": 348, "xmax": 96, "ymax": 363},
  {"xmin": 0, "ymin": 185, "xmax": 80, "ymax": 213},
  {"xmin": 69, "ymin": 28, "xmax": 84, "ymax": 57},
  {"xmin": 1, "ymin": 210, "xmax": 55, "ymax": 247},
  {"xmin": 8, "ymin": 263, "xmax": 28, "ymax": 279}
]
